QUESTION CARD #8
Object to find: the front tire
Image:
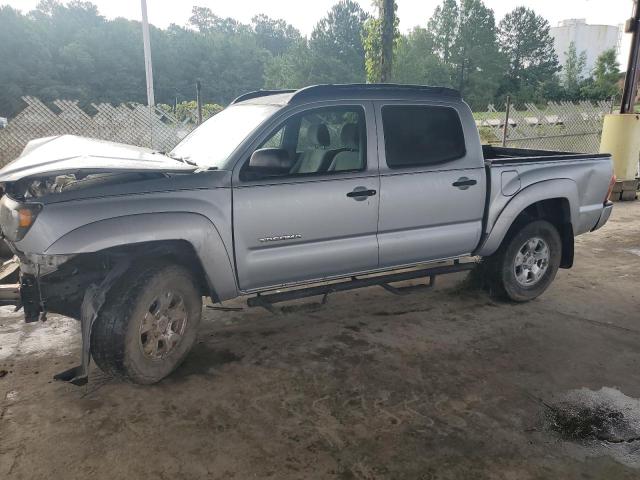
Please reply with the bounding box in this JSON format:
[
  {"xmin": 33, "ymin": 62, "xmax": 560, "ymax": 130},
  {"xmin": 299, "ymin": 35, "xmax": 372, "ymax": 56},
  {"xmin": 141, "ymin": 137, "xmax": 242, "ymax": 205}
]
[
  {"xmin": 90, "ymin": 261, "xmax": 202, "ymax": 384},
  {"xmin": 485, "ymin": 219, "xmax": 562, "ymax": 302}
]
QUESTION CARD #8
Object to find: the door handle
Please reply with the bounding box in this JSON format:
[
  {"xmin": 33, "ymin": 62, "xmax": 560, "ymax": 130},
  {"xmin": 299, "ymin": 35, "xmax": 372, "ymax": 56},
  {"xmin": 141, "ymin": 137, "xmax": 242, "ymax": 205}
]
[
  {"xmin": 452, "ymin": 177, "xmax": 477, "ymax": 190},
  {"xmin": 347, "ymin": 187, "xmax": 377, "ymax": 200}
]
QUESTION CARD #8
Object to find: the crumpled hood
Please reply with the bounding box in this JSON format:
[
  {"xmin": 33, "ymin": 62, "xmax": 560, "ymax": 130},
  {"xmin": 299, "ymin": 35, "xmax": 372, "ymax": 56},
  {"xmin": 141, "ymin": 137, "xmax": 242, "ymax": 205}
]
[{"xmin": 0, "ymin": 135, "xmax": 197, "ymax": 182}]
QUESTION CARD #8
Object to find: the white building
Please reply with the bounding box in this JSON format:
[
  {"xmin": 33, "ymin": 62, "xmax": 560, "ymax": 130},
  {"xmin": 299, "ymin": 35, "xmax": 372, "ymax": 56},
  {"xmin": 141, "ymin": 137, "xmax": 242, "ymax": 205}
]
[{"xmin": 550, "ymin": 19, "xmax": 621, "ymax": 76}]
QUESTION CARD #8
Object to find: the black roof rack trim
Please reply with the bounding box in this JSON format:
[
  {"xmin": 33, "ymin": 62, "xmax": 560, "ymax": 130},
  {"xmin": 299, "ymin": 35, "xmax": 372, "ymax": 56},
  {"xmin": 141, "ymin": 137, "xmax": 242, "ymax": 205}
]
[
  {"xmin": 231, "ymin": 89, "xmax": 296, "ymax": 104},
  {"xmin": 231, "ymin": 84, "xmax": 461, "ymax": 106},
  {"xmin": 289, "ymin": 83, "xmax": 461, "ymax": 102}
]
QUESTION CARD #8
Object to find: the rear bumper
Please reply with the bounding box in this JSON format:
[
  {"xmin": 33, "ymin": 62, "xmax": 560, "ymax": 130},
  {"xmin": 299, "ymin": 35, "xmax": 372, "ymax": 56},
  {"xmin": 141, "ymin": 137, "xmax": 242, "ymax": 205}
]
[{"xmin": 591, "ymin": 201, "xmax": 613, "ymax": 232}]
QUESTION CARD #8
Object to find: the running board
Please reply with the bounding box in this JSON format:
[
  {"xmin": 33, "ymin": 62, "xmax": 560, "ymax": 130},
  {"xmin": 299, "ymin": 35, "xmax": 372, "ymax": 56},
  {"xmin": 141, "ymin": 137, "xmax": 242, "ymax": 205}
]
[{"xmin": 247, "ymin": 261, "xmax": 476, "ymax": 311}]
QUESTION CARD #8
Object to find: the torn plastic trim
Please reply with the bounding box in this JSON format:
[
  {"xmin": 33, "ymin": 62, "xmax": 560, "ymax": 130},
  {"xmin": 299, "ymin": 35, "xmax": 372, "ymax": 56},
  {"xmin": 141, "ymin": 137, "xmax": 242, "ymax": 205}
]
[
  {"xmin": 53, "ymin": 257, "xmax": 131, "ymax": 386},
  {"xmin": 20, "ymin": 252, "xmax": 76, "ymax": 276}
]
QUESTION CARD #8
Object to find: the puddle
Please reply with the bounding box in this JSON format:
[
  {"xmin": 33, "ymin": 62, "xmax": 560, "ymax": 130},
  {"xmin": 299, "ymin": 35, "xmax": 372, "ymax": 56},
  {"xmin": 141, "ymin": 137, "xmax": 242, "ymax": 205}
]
[
  {"xmin": 547, "ymin": 403, "xmax": 630, "ymax": 442},
  {"xmin": 625, "ymin": 248, "xmax": 640, "ymax": 257},
  {"xmin": 544, "ymin": 387, "xmax": 640, "ymax": 468}
]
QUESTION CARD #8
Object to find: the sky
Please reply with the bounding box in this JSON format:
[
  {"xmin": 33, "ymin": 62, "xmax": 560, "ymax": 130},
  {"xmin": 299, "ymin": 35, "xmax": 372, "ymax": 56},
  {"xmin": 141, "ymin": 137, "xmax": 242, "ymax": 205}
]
[{"xmin": 1, "ymin": 0, "xmax": 635, "ymax": 64}]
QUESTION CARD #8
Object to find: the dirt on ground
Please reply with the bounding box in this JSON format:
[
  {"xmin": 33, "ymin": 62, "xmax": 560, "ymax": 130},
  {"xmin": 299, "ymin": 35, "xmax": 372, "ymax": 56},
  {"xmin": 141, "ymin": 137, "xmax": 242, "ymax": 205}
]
[{"xmin": 1, "ymin": 202, "xmax": 640, "ymax": 480}]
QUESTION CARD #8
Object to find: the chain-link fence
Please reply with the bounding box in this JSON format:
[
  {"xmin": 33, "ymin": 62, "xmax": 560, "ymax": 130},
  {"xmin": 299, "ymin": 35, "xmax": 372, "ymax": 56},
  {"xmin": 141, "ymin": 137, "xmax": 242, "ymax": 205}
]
[
  {"xmin": 0, "ymin": 97, "xmax": 196, "ymax": 167},
  {"xmin": 476, "ymin": 99, "xmax": 614, "ymax": 154},
  {"xmin": 0, "ymin": 96, "xmax": 615, "ymax": 168}
]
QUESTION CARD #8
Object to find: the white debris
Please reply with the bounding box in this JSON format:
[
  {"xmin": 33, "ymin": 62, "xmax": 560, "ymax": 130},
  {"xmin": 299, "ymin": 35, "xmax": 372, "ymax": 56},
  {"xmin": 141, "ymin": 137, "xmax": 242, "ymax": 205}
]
[{"xmin": 0, "ymin": 309, "xmax": 79, "ymax": 361}]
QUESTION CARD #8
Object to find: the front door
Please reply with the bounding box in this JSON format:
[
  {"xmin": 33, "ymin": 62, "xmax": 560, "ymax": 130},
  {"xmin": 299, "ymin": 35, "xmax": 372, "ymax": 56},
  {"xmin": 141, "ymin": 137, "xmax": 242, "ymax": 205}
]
[
  {"xmin": 233, "ymin": 103, "xmax": 379, "ymax": 291},
  {"xmin": 375, "ymin": 102, "xmax": 486, "ymax": 268}
]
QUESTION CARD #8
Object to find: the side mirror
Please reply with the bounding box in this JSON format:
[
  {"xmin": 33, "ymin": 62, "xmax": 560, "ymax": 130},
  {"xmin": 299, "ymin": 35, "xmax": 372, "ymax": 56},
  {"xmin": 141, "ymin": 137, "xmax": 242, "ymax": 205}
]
[{"xmin": 248, "ymin": 148, "xmax": 293, "ymax": 176}]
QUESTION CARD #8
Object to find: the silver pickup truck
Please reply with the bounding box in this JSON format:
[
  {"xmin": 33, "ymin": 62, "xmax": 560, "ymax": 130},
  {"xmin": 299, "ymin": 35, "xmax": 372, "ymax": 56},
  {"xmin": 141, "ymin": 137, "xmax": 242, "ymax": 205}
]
[{"xmin": 0, "ymin": 84, "xmax": 615, "ymax": 385}]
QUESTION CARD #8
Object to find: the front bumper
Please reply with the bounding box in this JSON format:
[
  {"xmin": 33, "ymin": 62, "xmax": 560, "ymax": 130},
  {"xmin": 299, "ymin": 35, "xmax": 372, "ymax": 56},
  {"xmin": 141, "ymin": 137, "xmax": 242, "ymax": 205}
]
[
  {"xmin": 0, "ymin": 251, "xmax": 83, "ymax": 322},
  {"xmin": 591, "ymin": 201, "xmax": 614, "ymax": 232}
]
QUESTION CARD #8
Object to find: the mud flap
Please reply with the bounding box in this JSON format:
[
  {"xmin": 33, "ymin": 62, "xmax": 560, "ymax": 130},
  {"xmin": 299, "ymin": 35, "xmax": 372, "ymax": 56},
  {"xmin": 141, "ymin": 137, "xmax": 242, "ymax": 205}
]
[{"xmin": 53, "ymin": 258, "xmax": 130, "ymax": 386}]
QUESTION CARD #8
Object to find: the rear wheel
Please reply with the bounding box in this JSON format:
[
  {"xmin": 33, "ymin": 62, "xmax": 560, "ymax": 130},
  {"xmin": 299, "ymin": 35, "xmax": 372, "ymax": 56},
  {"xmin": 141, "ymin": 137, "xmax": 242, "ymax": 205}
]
[
  {"xmin": 484, "ymin": 219, "xmax": 562, "ymax": 302},
  {"xmin": 90, "ymin": 261, "xmax": 202, "ymax": 384}
]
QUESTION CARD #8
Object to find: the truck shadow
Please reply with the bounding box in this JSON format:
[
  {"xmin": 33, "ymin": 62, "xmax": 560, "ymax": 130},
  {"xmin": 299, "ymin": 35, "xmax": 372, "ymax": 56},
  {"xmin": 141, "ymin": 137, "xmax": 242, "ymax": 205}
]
[{"xmin": 172, "ymin": 342, "xmax": 243, "ymax": 378}]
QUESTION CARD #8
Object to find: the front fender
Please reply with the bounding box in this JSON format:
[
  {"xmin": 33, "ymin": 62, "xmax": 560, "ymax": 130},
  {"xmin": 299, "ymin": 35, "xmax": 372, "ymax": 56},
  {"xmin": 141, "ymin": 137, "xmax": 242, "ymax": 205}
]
[
  {"xmin": 45, "ymin": 212, "xmax": 238, "ymax": 301},
  {"xmin": 475, "ymin": 179, "xmax": 578, "ymax": 257}
]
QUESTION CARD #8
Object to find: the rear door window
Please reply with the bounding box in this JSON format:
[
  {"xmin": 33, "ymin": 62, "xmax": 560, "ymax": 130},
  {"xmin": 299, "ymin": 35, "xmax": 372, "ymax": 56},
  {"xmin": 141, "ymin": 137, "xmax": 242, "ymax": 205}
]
[{"xmin": 381, "ymin": 105, "xmax": 466, "ymax": 169}]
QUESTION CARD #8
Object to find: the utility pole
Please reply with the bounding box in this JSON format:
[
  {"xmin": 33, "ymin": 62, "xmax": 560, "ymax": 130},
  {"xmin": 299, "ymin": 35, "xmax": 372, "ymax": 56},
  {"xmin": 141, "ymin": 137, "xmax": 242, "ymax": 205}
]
[
  {"xmin": 621, "ymin": 0, "xmax": 640, "ymax": 114},
  {"xmin": 141, "ymin": 0, "xmax": 155, "ymax": 107},
  {"xmin": 196, "ymin": 81, "xmax": 203, "ymax": 125}
]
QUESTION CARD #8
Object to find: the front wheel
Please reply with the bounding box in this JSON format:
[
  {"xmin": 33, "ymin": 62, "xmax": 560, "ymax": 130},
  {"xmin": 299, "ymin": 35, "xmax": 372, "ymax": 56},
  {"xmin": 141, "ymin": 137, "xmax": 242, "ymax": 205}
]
[
  {"xmin": 90, "ymin": 262, "xmax": 202, "ymax": 384},
  {"xmin": 484, "ymin": 219, "xmax": 562, "ymax": 302}
]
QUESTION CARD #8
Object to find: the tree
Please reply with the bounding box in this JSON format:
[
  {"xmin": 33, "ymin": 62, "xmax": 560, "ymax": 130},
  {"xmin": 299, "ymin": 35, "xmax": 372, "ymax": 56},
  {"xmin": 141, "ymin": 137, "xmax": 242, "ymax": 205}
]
[
  {"xmin": 498, "ymin": 7, "xmax": 559, "ymax": 102},
  {"xmin": 158, "ymin": 101, "xmax": 223, "ymax": 123},
  {"xmin": 2, "ymin": 0, "xmax": 549, "ymax": 118},
  {"xmin": 562, "ymin": 41, "xmax": 587, "ymax": 100},
  {"xmin": 363, "ymin": 0, "xmax": 398, "ymax": 83},
  {"xmin": 265, "ymin": 1, "xmax": 370, "ymax": 88},
  {"xmin": 392, "ymin": 28, "xmax": 451, "ymax": 86},
  {"xmin": 188, "ymin": 6, "xmax": 247, "ymax": 34},
  {"xmin": 264, "ymin": 42, "xmax": 353, "ymax": 88},
  {"xmin": 427, "ymin": 0, "xmax": 458, "ymax": 64},
  {"xmin": 0, "ymin": 5, "xmax": 54, "ymax": 115},
  {"xmin": 309, "ymin": 0, "xmax": 368, "ymax": 82},
  {"xmin": 581, "ymin": 48, "xmax": 621, "ymax": 100},
  {"xmin": 426, "ymin": 0, "xmax": 503, "ymax": 108},
  {"xmin": 251, "ymin": 14, "xmax": 302, "ymax": 56}
]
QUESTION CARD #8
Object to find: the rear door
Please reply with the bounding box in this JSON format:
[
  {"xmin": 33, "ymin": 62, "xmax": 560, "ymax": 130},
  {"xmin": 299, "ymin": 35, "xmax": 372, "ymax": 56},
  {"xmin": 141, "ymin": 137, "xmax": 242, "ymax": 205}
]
[
  {"xmin": 232, "ymin": 102, "xmax": 380, "ymax": 291},
  {"xmin": 375, "ymin": 101, "xmax": 486, "ymax": 268}
]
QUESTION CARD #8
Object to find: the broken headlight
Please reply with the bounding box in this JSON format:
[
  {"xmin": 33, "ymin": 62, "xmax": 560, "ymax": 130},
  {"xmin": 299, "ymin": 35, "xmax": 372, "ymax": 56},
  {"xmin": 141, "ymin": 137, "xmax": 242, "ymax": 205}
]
[{"xmin": 0, "ymin": 195, "xmax": 42, "ymax": 242}]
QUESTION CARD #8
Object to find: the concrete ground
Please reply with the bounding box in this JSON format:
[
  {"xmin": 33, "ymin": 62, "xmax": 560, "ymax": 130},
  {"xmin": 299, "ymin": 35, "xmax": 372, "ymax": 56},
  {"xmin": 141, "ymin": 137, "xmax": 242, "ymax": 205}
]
[{"xmin": 1, "ymin": 202, "xmax": 640, "ymax": 480}]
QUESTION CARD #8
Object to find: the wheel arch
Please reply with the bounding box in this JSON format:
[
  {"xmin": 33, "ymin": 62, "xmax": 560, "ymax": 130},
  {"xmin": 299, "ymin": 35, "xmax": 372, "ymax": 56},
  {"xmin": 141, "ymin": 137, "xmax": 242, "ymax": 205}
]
[
  {"xmin": 476, "ymin": 179, "xmax": 578, "ymax": 268},
  {"xmin": 45, "ymin": 212, "xmax": 238, "ymax": 302}
]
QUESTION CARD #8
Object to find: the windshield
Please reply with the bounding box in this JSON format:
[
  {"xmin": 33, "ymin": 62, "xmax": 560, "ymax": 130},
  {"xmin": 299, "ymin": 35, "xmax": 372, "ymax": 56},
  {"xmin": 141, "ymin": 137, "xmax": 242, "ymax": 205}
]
[{"xmin": 170, "ymin": 104, "xmax": 279, "ymax": 169}]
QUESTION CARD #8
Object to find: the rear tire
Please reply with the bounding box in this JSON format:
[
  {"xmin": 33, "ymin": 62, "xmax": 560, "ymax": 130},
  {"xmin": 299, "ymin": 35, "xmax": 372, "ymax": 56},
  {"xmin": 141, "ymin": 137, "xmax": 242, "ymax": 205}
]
[
  {"xmin": 484, "ymin": 219, "xmax": 562, "ymax": 302},
  {"xmin": 90, "ymin": 261, "xmax": 202, "ymax": 384}
]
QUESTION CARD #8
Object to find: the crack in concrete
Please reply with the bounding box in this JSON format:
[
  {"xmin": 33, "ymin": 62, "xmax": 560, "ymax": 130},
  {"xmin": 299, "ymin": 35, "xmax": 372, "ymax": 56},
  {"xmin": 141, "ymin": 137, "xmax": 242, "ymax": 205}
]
[
  {"xmin": 537, "ymin": 307, "xmax": 640, "ymax": 335},
  {"xmin": 596, "ymin": 434, "xmax": 640, "ymax": 444}
]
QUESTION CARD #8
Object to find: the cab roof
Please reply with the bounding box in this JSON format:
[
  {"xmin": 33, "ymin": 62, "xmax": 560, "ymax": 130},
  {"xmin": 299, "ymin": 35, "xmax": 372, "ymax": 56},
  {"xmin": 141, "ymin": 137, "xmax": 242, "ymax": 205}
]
[{"xmin": 231, "ymin": 84, "xmax": 461, "ymax": 106}]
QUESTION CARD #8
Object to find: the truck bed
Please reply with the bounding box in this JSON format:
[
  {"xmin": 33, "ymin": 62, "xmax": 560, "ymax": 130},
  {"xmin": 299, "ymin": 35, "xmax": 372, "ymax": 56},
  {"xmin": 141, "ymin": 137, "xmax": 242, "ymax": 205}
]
[
  {"xmin": 482, "ymin": 145, "xmax": 611, "ymax": 165},
  {"xmin": 479, "ymin": 145, "xmax": 613, "ymax": 253}
]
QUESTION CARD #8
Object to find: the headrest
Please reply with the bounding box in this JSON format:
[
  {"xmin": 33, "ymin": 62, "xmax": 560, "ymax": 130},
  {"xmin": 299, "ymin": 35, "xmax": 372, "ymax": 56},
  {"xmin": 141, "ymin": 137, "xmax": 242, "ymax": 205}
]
[
  {"xmin": 340, "ymin": 123, "xmax": 359, "ymax": 150},
  {"xmin": 308, "ymin": 123, "xmax": 330, "ymax": 147}
]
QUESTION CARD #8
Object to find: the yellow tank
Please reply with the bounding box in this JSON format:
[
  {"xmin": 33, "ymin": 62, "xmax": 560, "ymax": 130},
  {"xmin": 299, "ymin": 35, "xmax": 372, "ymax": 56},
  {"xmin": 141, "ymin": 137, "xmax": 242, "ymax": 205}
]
[{"xmin": 600, "ymin": 114, "xmax": 640, "ymax": 181}]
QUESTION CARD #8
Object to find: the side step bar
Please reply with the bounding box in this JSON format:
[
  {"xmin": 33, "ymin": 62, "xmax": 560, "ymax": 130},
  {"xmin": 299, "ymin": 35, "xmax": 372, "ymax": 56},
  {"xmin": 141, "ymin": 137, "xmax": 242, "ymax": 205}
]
[{"xmin": 247, "ymin": 261, "xmax": 476, "ymax": 311}]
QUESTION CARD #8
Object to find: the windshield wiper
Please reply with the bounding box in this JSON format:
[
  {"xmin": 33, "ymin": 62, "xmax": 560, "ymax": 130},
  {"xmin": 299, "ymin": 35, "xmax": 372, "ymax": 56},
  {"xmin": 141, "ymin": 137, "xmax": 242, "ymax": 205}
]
[{"xmin": 156, "ymin": 151, "xmax": 198, "ymax": 167}]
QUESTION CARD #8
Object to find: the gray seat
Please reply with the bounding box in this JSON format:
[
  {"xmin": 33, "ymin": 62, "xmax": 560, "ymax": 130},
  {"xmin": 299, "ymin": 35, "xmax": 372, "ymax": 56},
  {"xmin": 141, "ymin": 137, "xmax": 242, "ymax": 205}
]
[
  {"xmin": 328, "ymin": 123, "xmax": 363, "ymax": 172},
  {"xmin": 290, "ymin": 123, "xmax": 332, "ymax": 174}
]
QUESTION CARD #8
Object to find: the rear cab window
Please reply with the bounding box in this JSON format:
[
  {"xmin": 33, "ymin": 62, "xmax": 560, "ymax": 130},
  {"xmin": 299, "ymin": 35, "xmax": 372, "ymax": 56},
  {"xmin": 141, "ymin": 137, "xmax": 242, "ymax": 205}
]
[{"xmin": 381, "ymin": 105, "xmax": 466, "ymax": 169}]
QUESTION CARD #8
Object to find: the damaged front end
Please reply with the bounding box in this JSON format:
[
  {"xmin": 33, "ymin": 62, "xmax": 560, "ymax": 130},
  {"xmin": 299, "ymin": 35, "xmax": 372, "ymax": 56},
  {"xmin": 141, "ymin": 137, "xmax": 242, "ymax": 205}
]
[
  {"xmin": 0, "ymin": 135, "xmax": 209, "ymax": 385},
  {"xmin": 4, "ymin": 248, "xmax": 131, "ymax": 385},
  {"xmin": 0, "ymin": 192, "xmax": 108, "ymax": 322},
  {"xmin": 18, "ymin": 252, "xmax": 102, "ymax": 322}
]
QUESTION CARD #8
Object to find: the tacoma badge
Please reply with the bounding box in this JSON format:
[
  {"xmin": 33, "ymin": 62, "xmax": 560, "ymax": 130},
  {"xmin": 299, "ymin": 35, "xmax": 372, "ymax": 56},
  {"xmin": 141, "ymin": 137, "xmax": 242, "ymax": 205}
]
[{"xmin": 259, "ymin": 234, "xmax": 302, "ymax": 243}]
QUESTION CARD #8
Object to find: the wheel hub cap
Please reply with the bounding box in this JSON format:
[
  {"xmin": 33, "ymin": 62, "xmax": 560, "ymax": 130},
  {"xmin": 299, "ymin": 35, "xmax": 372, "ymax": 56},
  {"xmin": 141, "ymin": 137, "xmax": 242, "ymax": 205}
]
[
  {"xmin": 139, "ymin": 291, "xmax": 188, "ymax": 359},
  {"xmin": 513, "ymin": 237, "xmax": 550, "ymax": 287}
]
